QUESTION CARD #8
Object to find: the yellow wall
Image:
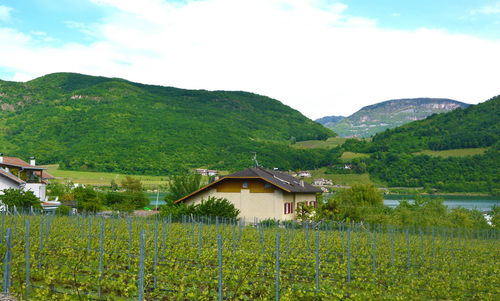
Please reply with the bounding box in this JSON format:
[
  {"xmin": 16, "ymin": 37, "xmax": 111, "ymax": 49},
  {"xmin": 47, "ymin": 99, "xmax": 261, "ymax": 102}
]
[{"xmin": 184, "ymin": 178, "xmax": 317, "ymax": 222}]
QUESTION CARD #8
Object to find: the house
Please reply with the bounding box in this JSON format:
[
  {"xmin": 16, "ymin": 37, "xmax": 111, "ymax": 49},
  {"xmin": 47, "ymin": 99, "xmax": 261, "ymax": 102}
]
[
  {"xmin": 175, "ymin": 167, "xmax": 322, "ymax": 221},
  {"xmin": 297, "ymin": 171, "xmax": 312, "ymax": 178},
  {"xmin": 195, "ymin": 169, "xmax": 218, "ymax": 176},
  {"xmin": 0, "ymin": 154, "xmax": 55, "ymax": 203},
  {"xmin": 313, "ymin": 178, "xmax": 333, "ymax": 186}
]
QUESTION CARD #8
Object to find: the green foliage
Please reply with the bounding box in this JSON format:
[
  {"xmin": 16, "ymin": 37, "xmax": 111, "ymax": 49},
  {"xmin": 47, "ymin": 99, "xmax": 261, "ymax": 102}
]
[
  {"xmin": 0, "ymin": 72, "xmax": 334, "ymax": 175},
  {"xmin": 160, "ymin": 197, "xmax": 239, "ymax": 219},
  {"xmin": 102, "ymin": 176, "xmax": 148, "ymax": 212},
  {"xmin": 317, "ymin": 184, "xmax": 384, "ymax": 222},
  {"xmin": 3, "ymin": 214, "xmax": 499, "ymax": 300},
  {"xmin": 0, "ymin": 188, "xmax": 42, "ymax": 210},
  {"xmin": 193, "ymin": 196, "xmax": 240, "ymax": 219},
  {"xmin": 73, "ymin": 186, "xmax": 101, "ymax": 212},
  {"xmin": 165, "ymin": 173, "xmax": 202, "ymax": 202}
]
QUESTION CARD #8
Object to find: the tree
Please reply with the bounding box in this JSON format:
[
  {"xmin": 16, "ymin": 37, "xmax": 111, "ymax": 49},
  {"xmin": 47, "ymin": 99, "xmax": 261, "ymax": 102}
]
[
  {"xmin": 165, "ymin": 173, "xmax": 202, "ymax": 202},
  {"xmin": 73, "ymin": 186, "xmax": 101, "ymax": 212},
  {"xmin": 194, "ymin": 197, "xmax": 240, "ymax": 219},
  {"xmin": 120, "ymin": 176, "xmax": 143, "ymax": 192},
  {"xmin": 0, "ymin": 188, "xmax": 42, "ymax": 210}
]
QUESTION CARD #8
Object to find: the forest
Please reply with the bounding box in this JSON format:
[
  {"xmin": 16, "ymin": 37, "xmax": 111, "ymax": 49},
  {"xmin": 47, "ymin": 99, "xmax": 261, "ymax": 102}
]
[
  {"xmin": 0, "ymin": 73, "xmax": 335, "ymax": 174},
  {"xmin": 340, "ymin": 95, "xmax": 500, "ymax": 193}
]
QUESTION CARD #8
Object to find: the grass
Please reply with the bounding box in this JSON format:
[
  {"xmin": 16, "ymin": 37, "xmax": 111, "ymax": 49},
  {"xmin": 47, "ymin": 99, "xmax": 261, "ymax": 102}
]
[
  {"xmin": 42, "ymin": 164, "xmax": 170, "ymax": 188},
  {"xmin": 307, "ymin": 168, "xmax": 374, "ymax": 186},
  {"xmin": 292, "ymin": 137, "xmax": 347, "ymax": 149},
  {"xmin": 340, "ymin": 151, "xmax": 370, "ymax": 162},
  {"xmin": 413, "ymin": 147, "xmax": 488, "ymax": 158}
]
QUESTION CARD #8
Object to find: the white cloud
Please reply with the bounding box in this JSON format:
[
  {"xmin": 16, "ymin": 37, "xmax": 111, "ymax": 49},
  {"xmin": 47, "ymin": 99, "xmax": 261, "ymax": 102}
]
[
  {"xmin": 1, "ymin": 0, "xmax": 500, "ymax": 118},
  {"xmin": 472, "ymin": 2, "xmax": 500, "ymax": 15},
  {"xmin": 0, "ymin": 5, "xmax": 13, "ymax": 22}
]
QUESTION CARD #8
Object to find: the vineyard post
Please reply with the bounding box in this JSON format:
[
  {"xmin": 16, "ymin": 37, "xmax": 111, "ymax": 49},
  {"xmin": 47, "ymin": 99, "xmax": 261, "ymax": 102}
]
[
  {"xmin": 80, "ymin": 214, "xmax": 84, "ymax": 239},
  {"xmin": 406, "ymin": 227, "xmax": 410, "ymax": 270},
  {"xmin": 238, "ymin": 219, "xmax": 242, "ymax": 243},
  {"xmin": 162, "ymin": 218, "xmax": 166, "ymax": 260},
  {"xmin": 443, "ymin": 228, "xmax": 446, "ymax": 254},
  {"xmin": 306, "ymin": 223, "xmax": 309, "ymax": 252},
  {"xmin": 420, "ymin": 228, "xmax": 424, "ymax": 262},
  {"xmin": 432, "ymin": 227, "xmax": 435, "ymax": 257},
  {"xmin": 198, "ymin": 221, "xmax": 202, "ymax": 259},
  {"xmin": 1, "ymin": 211, "xmax": 5, "ymax": 244},
  {"xmin": 99, "ymin": 218, "xmax": 104, "ymax": 299},
  {"xmin": 2, "ymin": 228, "xmax": 12, "ymax": 294},
  {"xmin": 25, "ymin": 219, "xmax": 30, "ymax": 299},
  {"xmin": 217, "ymin": 234, "xmax": 223, "ymax": 301},
  {"xmin": 355, "ymin": 223, "xmax": 358, "ymax": 250},
  {"xmin": 324, "ymin": 222, "xmax": 327, "ymax": 249},
  {"xmin": 391, "ymin": 228, "xmax": 394, "ymax": 268},
  {"xmin": 341, "ymin": 223, "xmax": 344, "ymax": 254},
  {"xmin": 458, "ymin": 228, "xmax": 460, "ymax": 250},
  {"xmin": 451, "ymin": 228, "xmax": 454, "ymax": 258},
  {"xmin": 14, "ymin": 209, "xmax": 17, "ymax": 237},
  {"xmin": 286, "ymin": 223, "xmax": 289, "ymax": 261},
  {"xmin": 275, "ymin": 225, "xmax": 280, "ymax": 301},
  {"xmin": 291, "ymin": 220, "xmax": 294, "ymax": 241},
  {"xmin": 112, "ymin": 215, "xmax": 116, "ymax": 241},
  {"xmin": 315, "ymin": 230, "xmax": 319, "ymax": 294},
  {"xmin": 372, "ymin": 230, "xmax": 376, "ymax": 282},
  {"xmin": 128, "ymin": 218, "xmax": 132, "ymax": 269},
  {"xmin": 38, "ymin": 215, "xmax": 44, "ymax": 269},
  {"xmin": 154, "ymin": 218, "xmax": 158, "ymax": 290},
  {"xmin": 232, "ymin": 221, "xmax": 236, "ymax": 252},
  {"xmin": 216, "ymin": 216, "xmax": 219, "ymax": 236},
  {"xmin": 138, "ymin": 230, "xmax": 145, "ymax": 301},
  {"xmin": 347, "ymin": 226, "xmax": 351, "ymax": 283},
  {"xmin": 470, "ymin": 229, "xmax": 473, "ymax": 250},
  {"xmin": 87, "ymin": 215, "xmax": 91, "ymax": 252}
]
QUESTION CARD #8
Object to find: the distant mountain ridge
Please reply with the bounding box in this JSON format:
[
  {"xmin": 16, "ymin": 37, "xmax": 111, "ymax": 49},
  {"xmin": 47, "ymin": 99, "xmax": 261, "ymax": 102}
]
[
  {"xmin": 0, "ymin": 72, "xmax": 335, "ymax": 175},
  {"xmin": 320, "ymin": 98, "xmax": 469, "ymax": 137},
  {"xmin": 314, "ymin": 115, "xmax": 345, "ymax": 128}
]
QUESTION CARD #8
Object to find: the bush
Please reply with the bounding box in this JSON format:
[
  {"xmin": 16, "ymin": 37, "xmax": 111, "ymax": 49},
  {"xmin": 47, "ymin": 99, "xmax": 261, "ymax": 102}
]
[
  {"xmin": 0, "ymin": 188, "xmax": 42, "ymax": 210},
  {"xmin": 159, "ymin": 197, "xmax": 239, "ymax": 220}
]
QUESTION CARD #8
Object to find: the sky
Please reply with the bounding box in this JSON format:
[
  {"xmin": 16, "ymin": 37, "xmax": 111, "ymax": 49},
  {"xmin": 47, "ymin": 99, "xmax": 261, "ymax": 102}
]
[{"xmin": 0, "ymin": 0, "xmax": 499, "ymax": 118}]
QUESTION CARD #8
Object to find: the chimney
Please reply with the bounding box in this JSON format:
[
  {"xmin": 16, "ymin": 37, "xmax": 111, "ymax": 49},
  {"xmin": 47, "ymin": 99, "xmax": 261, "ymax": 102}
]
[
  {"xmin": 299, "ymin": 180, "xmax": 304, "ymax": 187},
  {"xmin": 30, "ymin": 156, "xmax": 35, "ymax": 166},
  {"xmin": 0, "ymin": 153, "xmax": 3, "ymax": 164}
]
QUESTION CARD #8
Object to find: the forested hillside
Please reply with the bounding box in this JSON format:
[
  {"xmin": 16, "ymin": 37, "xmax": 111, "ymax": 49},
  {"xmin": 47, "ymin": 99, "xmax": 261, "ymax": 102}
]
[
  {"xmin": 0, "ymin": 73, "xmax": 336, "ymax": 174},
  {"xmin": 352, "ymin": 96, "xmax": 500, "ymax": 193}
]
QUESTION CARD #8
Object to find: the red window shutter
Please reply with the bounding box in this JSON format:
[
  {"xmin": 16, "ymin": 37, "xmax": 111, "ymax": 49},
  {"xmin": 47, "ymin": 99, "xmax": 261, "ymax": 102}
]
[
  {"xmin": 284, "ymin": 203, "xmax": 286, "ymax": 214},
  {"xmin": 313, "ymin": 201, "xmax": 317, "ymax": 208}
]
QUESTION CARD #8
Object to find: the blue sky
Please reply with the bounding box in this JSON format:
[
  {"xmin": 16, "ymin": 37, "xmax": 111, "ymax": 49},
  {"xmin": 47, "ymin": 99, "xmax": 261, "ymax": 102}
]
[{"xmin": 1, "ymin": 0, "xmax": 499, "ymax": 117}]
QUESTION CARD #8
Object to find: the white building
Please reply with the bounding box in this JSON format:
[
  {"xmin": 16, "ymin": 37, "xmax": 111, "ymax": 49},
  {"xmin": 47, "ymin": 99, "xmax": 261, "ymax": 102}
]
[{"xmin": 0, "ymin": 154, "xmax": 54, "ymax": 202}]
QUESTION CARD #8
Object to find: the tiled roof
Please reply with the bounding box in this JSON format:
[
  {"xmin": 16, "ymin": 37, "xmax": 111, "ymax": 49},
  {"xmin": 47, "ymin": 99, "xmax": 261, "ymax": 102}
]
[
  {"xmin": 0, "ymin": 169, "xmax": 25, "ymax": 185},
  {"xmin": 229, "ymin": 168, "xmax": 321, "ymax": 193},
  {"xmin": 176, "ymin": 167, "xmax": 321, "ymax": 203}
]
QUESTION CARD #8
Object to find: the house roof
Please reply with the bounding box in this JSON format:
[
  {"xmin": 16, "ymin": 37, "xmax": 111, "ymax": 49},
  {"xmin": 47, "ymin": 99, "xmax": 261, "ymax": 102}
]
[
  {"xmin": 0, "ymin": 156, "xmax": 54, "ymax": 182},
  {"xmin": 0, "ymin": 169, "xmax": 25, "ymax": 185},
  {"xmin": 175, "ymin": 167, "xmax": 321, "ymax": 203}
]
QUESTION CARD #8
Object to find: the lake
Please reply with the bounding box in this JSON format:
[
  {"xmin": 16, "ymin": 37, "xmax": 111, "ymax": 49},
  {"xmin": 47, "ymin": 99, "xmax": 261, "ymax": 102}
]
[{"xmin": 384, "ymin": 194, "xmax": 499, "ymax": 212}]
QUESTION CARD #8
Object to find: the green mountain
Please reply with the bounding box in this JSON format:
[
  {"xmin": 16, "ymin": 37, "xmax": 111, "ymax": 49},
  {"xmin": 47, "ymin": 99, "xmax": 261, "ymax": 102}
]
[
  {"xmin": 314, "ymin": 115, "xmax": 345, "ymax": 128},
  {"xmin": 0, "ymin": 73, "xmax": 336, "ymax": 175},
  {"xmin": 350, "ymin": 95, "xmax": 500, "ymax": 193},
  {"xmin": 323, "ymin": 98, "xmax": 469, "ymax": 138}
]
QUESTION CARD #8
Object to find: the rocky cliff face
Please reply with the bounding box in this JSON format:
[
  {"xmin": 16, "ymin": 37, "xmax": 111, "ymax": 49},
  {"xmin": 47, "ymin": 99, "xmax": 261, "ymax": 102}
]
[{"xmin": 318, "ymin": 98, "xmax": 469, "ymax": 137}]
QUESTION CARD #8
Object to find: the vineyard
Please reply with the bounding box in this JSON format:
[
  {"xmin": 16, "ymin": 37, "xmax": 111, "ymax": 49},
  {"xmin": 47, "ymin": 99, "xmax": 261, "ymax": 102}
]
[{"xmin": 0, "ymin": 212, "xmax": 499, "ymax": 300}]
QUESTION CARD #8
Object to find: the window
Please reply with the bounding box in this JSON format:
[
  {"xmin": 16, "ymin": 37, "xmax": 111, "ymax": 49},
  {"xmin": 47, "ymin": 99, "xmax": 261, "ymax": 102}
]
[
  {"xmin": 284, "ymin": 202, "xmax": 294, "ymax": 214},
  {"xmin": 308, "ymin": 201, "xmax": 317, "ymax": 208},
  {"xmin": 264, "ymin": 183, "xmax": 272, "ymax": 188},
  {"xmin": 242, "ymin": 182, "xmax": 248, "ymax": 188}
]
